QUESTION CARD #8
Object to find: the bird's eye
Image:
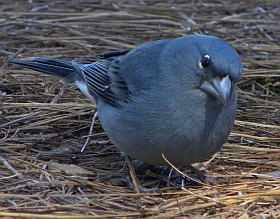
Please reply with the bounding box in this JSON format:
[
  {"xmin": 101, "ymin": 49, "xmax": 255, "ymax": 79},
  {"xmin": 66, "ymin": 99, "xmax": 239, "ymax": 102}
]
[{"xmin": 200, "ymin": 55, "xmax": 211, "ymax": 68}]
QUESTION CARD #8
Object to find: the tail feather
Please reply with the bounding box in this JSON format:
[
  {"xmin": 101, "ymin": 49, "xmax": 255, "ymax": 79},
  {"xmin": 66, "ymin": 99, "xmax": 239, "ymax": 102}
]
[
  {"xmin": 6, "ymin": 58, "xmax": 77, "ymax": 83},
  {"xmin": 7, "ymin": 57, "xmax": 120, "ymax": 107}
]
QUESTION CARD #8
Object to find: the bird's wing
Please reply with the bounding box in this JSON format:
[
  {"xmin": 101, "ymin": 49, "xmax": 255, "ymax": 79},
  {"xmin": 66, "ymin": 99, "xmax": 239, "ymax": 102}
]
[
  {"xmin": 73, "ymin": 58, "xmax": 130, "ymax": 107},
  {"xmin": 97, "ymin": 50, "xmax": 130, "ymax": 59}
]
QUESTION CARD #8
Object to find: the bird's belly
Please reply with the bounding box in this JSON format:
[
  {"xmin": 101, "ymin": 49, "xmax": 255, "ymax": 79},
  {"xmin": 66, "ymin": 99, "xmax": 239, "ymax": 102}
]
[{"xmin": 97, "ymin": 99, "xmax": 235, "ymax": 166}]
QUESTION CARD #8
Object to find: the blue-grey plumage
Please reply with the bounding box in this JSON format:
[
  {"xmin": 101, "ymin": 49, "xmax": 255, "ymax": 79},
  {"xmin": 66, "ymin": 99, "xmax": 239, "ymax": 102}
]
[{"xmin": 7, "ymin": 35, "xmax": 243, "ymax": 166}]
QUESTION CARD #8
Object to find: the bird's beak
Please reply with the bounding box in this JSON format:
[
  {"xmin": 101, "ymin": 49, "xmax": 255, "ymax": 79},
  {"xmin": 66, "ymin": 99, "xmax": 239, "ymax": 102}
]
[{"xmin": 200, "ymin": 75, "xmax": 232, "ymax": 105}]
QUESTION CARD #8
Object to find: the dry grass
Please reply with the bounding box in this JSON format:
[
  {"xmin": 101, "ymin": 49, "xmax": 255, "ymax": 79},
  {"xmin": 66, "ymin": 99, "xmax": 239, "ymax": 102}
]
[{"xmin": 0, "ymin": 0, "xmax": 280, "ymax": 218}]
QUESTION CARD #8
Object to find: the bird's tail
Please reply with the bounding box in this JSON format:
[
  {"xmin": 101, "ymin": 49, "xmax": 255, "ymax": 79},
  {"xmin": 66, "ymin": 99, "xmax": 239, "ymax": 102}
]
[{"xmin": 6, "ymin": 58, "xmax": 78, "ymax": 83}]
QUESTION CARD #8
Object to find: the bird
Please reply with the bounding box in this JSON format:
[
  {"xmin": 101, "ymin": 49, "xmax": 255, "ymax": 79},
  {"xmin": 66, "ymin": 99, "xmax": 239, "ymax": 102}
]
[{"xmin": 7, "ymin": 35, "xmax": 243, "ymax": 190}]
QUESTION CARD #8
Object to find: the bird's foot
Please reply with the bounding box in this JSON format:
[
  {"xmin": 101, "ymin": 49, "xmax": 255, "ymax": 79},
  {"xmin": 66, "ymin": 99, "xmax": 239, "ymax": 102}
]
[
  {"xmin": 125, "ymin": 156, "xmax": 162, "ymax": 193},
  {"xmin": 126, "ymin": 177, "xmax": 161, "ymax": 193},
  {"xmin": 186, "ymin": 164, "xmax": 219, "ymax": 186}
]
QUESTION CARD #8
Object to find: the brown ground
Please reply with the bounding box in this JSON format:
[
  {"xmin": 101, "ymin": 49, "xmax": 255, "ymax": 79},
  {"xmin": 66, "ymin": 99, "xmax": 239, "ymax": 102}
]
[{"xmin": 0, "ymin": 1, "xmax": 279, "ymax": 218}]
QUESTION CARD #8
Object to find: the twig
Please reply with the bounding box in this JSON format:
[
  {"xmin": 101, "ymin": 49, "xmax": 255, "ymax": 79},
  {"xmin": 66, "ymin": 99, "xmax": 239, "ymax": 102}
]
[
  {"xmin": 0, "ymin": 111, "xmax": 40, "ymax": 128},
  {"xmin": 81, "ymin": 111, "xmax": 98, "ymax": 153},
  {"xmin": 0, "ymin": 156, "xmax": 23, "ymax": 180}
]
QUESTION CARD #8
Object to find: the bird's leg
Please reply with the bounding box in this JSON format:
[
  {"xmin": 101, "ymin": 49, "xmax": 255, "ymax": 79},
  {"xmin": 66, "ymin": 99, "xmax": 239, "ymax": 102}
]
[
  {"xmin": 167, "ymin": 168, "xmax": 174, "ymax": 187},
  {"xmin": 125, "ymin": 155, "xmax": 141, "ymax": 193},
  {"xmin": 125, "ymin": 156, "xmax": 161, "ymax": 193},
  {"xmin": 186, "ymin": 164, "xmax": 218, "ymax": 186}
]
